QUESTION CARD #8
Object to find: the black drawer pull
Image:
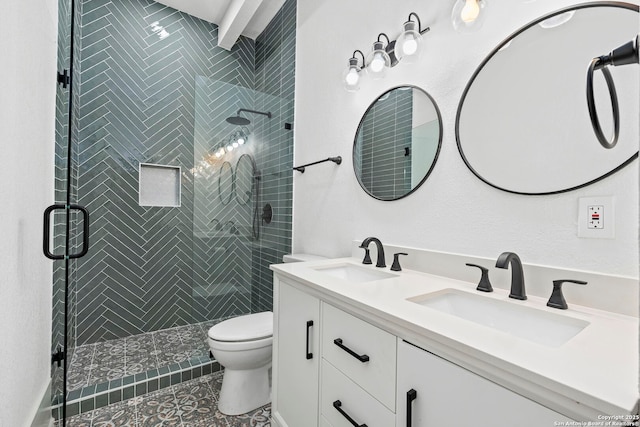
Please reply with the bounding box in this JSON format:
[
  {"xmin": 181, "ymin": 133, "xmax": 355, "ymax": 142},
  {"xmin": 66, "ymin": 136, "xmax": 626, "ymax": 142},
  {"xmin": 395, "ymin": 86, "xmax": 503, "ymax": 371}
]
[
  {"xmin": 305, "ymin": 320, "xmax": 313, "ymax": 359},
  {"xmin": 333, "ymin": 338, "xmax": 370, "ymax": 363},
  {"xmin": 407, "ymin": 389, "xmax": 417, "ymax": 427},
  {"xmin": 333, "ymin": 400, "xmax": 368, "ymax": 427}
]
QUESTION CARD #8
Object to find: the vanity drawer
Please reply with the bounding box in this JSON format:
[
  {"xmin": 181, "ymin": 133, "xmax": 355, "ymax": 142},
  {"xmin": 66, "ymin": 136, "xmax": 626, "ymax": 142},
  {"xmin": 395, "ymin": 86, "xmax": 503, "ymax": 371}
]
[
  {"xmin": 320, "ymin": 416, "xmax": 333, "ymax": 427},
  {"xmin": 321, "ymin": 303, "xmax": 396, "ymax": 410},
  {"xmin": 321, "ymin": 360, "xmax": 395, "ymax": 427}
]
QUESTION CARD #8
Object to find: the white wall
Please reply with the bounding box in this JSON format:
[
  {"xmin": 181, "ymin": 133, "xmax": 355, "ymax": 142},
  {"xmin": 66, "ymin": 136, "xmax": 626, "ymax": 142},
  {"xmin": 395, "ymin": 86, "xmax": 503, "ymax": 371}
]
[
  {"xmin": 293, "ymin": 0, "xmax": 639, "ymax": 278},
  {"xmin": 0, "ymin": 1, "xmax": 57, "ymax": 426}
]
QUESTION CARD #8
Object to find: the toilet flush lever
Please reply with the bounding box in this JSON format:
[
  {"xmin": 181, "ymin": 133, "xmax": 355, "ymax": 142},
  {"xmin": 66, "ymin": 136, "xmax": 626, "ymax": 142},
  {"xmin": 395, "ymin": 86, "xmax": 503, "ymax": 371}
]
[{"xmin": 547, "ymin": 279, "xmax": 587, "ymax": 310}]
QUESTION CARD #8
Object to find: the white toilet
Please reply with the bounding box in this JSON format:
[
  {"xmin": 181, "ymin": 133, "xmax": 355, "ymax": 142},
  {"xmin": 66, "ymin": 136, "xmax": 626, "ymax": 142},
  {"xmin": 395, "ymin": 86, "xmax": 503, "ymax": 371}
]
[
  {"xmin": 208, "ymin": 253, "xmax": 326, "ymax": 415},
  {"xmin": 208, "ymin": 311, "xmax": 273, "ymax": 415}
]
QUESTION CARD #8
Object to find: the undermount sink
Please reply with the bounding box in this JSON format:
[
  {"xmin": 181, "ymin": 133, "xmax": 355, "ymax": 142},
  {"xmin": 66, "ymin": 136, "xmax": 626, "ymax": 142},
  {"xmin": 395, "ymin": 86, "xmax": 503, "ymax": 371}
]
[
  {"xmin": 312, "ymin": 263, "xmax": 397, "ymax": 283},
  {"xmin": 408, "ymin": 289, "xmax": 589, "ymax": 347}
]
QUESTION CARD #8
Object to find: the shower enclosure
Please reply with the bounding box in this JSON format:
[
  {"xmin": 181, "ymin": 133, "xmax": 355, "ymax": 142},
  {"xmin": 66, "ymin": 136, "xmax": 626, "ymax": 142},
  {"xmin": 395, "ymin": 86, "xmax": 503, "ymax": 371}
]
[{"xmin": 50, "ymin": 0, "xmax": 296, "ymax": 423}]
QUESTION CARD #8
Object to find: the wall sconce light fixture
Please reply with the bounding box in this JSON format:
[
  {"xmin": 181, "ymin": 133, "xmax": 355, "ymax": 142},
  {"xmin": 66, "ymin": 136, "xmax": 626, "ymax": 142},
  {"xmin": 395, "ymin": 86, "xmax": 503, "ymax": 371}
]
[
  {"xmin": 396, "ymin": 12, "xmax": 425, "ymax": 64},
  {"xmin": 211, "ymin": 127, "xmax": 252, "ymax": 161},
  {"xmin": 235, "ymin": 127, "xmax": 250, "ymax": 145},
  {"xmin": 451, "ymin": 0, "xmax": 487, "ymax": 33},
  {"xmin": 366, "ymin": 34, "xmax": 392, "ymax": 80},
  {"xmin": 344, "ymin": 12, "xmax": 430, "ymax": 91},
  {"xmin": 344, "ymin": 50, "xmax": 365, "ymax": 92}
]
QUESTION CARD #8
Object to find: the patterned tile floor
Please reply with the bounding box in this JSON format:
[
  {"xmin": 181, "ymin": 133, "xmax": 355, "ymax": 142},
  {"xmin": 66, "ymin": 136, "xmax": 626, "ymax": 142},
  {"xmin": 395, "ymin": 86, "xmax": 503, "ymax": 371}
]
[
  {"xmin": 68, "ymin": 322, "xmax": 219, "ymax": 392},
  {"xmin": 59, "ymin": 372, "xmax": 271, "ymax": 427}
]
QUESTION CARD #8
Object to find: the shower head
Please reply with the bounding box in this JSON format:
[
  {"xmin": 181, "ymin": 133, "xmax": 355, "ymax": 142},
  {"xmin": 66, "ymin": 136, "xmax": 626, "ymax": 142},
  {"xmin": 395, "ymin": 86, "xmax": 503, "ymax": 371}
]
[
  {"xmin": 225, "ymin": 108, "xmax": 272, "ymax": 126},
  {"xmin": 226, "ymin": 115, "xmax": 251, "ymax": 126}
]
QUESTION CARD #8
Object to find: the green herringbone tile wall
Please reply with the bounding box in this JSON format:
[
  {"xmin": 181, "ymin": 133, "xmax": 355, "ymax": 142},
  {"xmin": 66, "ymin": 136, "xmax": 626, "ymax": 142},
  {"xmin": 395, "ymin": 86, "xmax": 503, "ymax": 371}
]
[{"xmin": 55, "ymin": 0, "xmax": 295, "ymax": 346}]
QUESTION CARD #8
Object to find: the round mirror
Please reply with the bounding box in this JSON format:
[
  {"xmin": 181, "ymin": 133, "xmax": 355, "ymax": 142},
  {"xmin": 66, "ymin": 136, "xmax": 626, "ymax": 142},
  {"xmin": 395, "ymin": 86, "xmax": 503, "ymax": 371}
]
[
  {"xmin": 218, "ymin": 161, "xmax": 234, "ymax": 205},
  {"xmin": 353, "ymin": 86, "xmax": 442, "ymax": 201},
  {"xmin": 235, "ymin": 154, "xmax": 255, "ymax": 204},
  {"xmin": 456, "ymin": 3, "xmax": 638, "ymax": 195}
]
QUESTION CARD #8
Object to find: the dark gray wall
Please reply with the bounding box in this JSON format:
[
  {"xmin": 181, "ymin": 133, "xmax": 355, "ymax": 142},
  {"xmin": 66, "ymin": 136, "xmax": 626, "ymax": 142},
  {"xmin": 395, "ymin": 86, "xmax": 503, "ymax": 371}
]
[{"xmin": 63, "ymin": 0, "xmax": 294, "ymax": 345}]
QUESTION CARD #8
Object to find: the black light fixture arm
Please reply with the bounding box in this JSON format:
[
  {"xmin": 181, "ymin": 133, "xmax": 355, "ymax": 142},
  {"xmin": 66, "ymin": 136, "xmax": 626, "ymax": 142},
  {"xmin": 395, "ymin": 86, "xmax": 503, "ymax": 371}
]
[
  {"xmin": 407, "ymin": 12, "xmax": 430, "ymax": 35},
  {"xmin": 293, "ymin": 156, "xmax": 342, "ymax": 173},
  {"xmin": 352, "ymin": 50, "xmax": 365, "ymax": 67},
  {"xmin": 377, "ymin": 32, "xmax": 391, "ymax": 46}
]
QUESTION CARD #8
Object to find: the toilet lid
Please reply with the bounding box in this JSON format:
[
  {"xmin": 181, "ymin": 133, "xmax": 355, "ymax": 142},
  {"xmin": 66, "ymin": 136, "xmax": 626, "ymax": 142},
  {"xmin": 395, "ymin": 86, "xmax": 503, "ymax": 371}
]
[{"xmin": 208, "ymin": 311, "xmax": 273, "ymax": 342}]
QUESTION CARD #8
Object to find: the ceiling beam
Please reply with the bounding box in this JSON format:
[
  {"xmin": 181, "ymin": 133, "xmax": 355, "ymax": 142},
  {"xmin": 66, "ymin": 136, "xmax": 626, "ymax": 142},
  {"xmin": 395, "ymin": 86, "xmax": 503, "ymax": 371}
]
[{"xmin": 218, "ymin": 0, "xmax": 264, "ymax": 50}]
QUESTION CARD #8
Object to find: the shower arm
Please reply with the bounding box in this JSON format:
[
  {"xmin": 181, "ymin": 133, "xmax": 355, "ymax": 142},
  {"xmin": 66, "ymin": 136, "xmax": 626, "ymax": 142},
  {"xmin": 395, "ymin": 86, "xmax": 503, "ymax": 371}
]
[{"xmin": 237, "ymin": 108, "xmax": 272, "ymax": 119}]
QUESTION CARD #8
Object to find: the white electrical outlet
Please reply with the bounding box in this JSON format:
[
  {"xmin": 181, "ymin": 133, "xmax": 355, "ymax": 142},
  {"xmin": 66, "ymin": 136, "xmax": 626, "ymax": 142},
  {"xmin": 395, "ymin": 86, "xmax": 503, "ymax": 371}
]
[
  {"xmin": 587, "ymin": 205, "xmax": 603, "ymax": 229},
  {"xmin": 578, "ymin": 197, "xmax": 615, "ymax": 238}
]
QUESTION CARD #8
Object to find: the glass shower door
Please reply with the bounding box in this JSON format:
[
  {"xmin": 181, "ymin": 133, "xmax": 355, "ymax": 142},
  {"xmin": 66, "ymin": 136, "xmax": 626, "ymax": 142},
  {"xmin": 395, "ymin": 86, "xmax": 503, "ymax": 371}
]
[{"xmin": 48, "ymin": 0, "xmax": 87, "ymax": 424}]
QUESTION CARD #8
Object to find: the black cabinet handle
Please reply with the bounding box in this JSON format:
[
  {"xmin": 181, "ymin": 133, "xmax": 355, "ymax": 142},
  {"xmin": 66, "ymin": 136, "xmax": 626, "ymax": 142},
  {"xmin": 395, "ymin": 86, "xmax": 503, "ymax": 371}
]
[
  {"xmin": 333, "ymin": 338, "xmax": 370, "ymax": 363},
  {"xmin": 305, "ymin": 320, "xmax": 313, "ymax": 359},
  {"xmin": 406, "ymin": 389, "xmax": 417, "ymax": 427},
  {"xmin": 333, "ymin": 400, "xmax": 367, "ymax": 427},
  {"xmin": 43, "ymin": 204, "xmax": 90, "ymax": 260}
]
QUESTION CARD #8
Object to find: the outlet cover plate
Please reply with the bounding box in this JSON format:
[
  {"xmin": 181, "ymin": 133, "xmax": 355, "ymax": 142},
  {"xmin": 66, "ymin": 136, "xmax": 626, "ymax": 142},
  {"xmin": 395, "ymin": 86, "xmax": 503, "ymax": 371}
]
[{"xmin": 578, "ymin": 196, "xmax": 614, "ymax": 239}]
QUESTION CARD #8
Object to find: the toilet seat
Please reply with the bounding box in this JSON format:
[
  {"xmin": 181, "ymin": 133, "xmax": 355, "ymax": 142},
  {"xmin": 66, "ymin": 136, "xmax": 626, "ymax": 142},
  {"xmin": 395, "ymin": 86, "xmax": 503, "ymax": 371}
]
[{"xmin": 208, "ymin": 311, "xmax": 273, "ymax": 342}]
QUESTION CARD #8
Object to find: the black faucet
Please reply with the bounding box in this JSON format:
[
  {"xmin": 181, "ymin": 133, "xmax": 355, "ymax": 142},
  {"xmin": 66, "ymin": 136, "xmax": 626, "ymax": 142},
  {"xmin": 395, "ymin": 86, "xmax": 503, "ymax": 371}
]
[
  {"xmin": 495, "ymin": 252, "xmax": 526, "ymax": 300},
  {"xmin": 359, "ymin": 237, "xmax": 386, "ymax": 268}
]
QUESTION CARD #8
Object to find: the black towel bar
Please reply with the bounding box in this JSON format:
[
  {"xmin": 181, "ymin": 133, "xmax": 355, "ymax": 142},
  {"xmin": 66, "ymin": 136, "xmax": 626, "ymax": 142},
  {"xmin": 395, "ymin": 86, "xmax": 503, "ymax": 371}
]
[{"xmin": 293, "ymin": 156, "xmax": 342, "ymax": 173}]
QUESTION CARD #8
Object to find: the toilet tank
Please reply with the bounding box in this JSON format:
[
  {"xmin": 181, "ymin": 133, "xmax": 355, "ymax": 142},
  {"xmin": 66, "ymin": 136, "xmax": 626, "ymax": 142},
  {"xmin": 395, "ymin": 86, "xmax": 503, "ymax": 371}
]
[{"xmin": 282, "ymin": 253, "xmax": 327, "ymax": 263}]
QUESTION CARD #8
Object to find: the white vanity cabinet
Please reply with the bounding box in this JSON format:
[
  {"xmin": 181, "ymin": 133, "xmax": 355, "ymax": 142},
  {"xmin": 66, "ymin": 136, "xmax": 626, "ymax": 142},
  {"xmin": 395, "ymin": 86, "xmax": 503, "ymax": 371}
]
[
  {"xmin": 273, "ymin": 274, "xmax": 581, "ymax": 427},
  {"xmin": 396, "ymin": 339, "xmax": 568, "ymax": 427},
  {"xmin": 272, "ymin": 279, "xmax": 321, "ymax": 427}
]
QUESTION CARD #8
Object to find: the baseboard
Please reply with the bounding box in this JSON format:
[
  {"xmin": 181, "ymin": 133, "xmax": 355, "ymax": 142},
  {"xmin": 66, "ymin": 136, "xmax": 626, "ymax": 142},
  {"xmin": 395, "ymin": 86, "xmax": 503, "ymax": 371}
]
[{"xmin": 30, "ymin": 378, "xmax": 54, "ymax": 427}]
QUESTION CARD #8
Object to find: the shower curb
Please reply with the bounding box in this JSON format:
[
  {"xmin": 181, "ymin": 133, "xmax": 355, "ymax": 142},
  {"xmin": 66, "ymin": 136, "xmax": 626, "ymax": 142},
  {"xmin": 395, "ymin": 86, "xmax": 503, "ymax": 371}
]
[{"xmin": 52, "ymin": 357, "xmax": 221, "ymax": 420}]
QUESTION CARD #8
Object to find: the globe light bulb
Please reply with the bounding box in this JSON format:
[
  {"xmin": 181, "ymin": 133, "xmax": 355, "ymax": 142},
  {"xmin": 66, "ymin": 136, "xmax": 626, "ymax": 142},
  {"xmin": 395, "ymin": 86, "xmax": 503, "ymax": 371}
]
[
  {"xmin": 461, "ymin": 0, "xmax": 480, "ymax": 23},
  {"xmin": 237, "ymin": 136, "xmax": 245, "ymax": 145},
  {"xmin": 395, "ymin": 20, "xmax": 423, "ymax": 64},
  {"xmin": 345, "ymin": 67, "xmax": 359, "ymax": 86},
  {"xmin": 343, "ymin": 57, "xmax": 362, "ymax": 92},
  {"xmin": 370, "ymin": 52, "xmax": 385, "ymax": 73},
  {"xmin": 366, "ymin": 41, "xmax": 390, "ymax": 79},
  {"xmin": 402, "ymin": 37, "xmax": 418, "ymax": 56}
]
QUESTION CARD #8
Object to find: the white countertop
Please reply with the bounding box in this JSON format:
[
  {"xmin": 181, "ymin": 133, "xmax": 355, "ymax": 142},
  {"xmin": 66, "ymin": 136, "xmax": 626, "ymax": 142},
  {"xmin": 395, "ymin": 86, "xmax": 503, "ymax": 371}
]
[{"xmin": 271, "ymin": 257, "xmax": 639, "ymax": 421}]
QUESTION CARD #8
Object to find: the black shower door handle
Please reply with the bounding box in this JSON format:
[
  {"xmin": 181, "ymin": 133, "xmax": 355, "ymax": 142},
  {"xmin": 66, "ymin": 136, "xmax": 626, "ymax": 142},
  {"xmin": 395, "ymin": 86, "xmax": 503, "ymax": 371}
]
[
  {"xmin": 305, "ymin": 320, "xmax": 314, "ymax": 359},
  {"xmin": 43, "ymin": 204, "xmax": 90, "ymax": 260}
]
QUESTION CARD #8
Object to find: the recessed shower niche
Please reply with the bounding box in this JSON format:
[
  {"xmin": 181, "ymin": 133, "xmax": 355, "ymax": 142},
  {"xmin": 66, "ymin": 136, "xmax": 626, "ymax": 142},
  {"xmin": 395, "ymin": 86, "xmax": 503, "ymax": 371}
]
[{"xmin": 138, "ymin": 163, "xmax": 181, "ymax": 207}]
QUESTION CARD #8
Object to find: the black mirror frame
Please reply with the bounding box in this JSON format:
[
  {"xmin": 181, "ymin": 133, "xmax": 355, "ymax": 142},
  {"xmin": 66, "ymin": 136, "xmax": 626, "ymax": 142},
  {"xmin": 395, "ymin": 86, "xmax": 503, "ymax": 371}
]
[
  {"xmin": 234, "ymin": 154, "xmax": 255, "ymax": 205},
  {"xmin": 353, "ymin": 85, "xmax": 443, "ymax": 201},
  {"xmin": 218, "ymin": 161, "xmax": 234, "ymax": 205},
  {"xmin": 455, "ymin": 1, "xmax": 639, "ymax": 196}
]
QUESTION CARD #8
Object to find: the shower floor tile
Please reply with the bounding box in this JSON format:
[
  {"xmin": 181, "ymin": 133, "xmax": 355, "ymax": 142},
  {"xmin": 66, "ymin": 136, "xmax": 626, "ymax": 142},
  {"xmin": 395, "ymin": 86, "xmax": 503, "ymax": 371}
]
[
  {"xmin": 59, "ymin": 372, "xmax": 271, "ymax": 427},
  {"xmin": 67, "ymin": 321, "xmax": 220, "ymax": 393}
]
